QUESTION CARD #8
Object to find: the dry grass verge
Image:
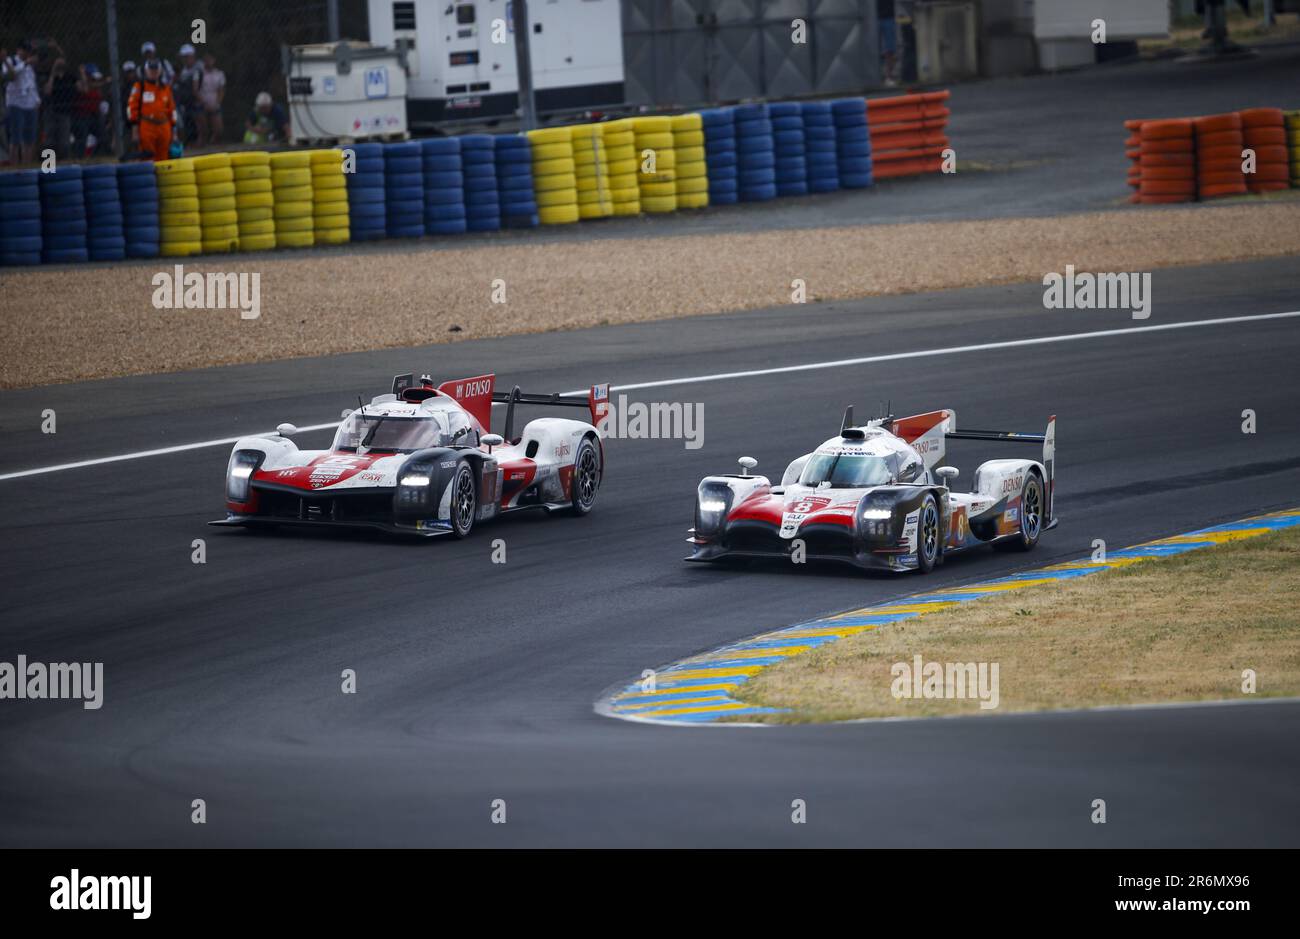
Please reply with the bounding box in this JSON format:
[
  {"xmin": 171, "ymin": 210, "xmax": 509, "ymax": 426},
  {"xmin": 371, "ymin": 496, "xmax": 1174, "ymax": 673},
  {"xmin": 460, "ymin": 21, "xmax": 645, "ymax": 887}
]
[
  {"xmin": 2, "ymin": 202, "xmax": 1300, "ymax": 389},
  {"xmin": 732, "ymin": 525, "xmax": 1300, "ymax": 723}
]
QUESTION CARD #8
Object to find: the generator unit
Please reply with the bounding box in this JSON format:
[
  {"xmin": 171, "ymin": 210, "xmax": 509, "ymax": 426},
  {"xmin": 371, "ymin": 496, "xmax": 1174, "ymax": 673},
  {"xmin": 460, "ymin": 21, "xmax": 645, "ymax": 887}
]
[
  {"xmin": 284, "ymin": 42, "xmax": 409, "ymax": 143},
  {"xmin": 366, "ymin": 0, "xmax": 624, "ymax": 128}
]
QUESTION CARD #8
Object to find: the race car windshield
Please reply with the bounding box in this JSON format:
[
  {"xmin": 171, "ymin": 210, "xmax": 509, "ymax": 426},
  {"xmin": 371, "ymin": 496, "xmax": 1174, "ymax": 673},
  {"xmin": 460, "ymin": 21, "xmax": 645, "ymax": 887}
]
[
  {"xmin": 798, "ymin": 453, "xmax": 893, "ymax": 488},
  {"xmin": 333, "ymin": 413, "xmax": 447, "ymax": 453}
]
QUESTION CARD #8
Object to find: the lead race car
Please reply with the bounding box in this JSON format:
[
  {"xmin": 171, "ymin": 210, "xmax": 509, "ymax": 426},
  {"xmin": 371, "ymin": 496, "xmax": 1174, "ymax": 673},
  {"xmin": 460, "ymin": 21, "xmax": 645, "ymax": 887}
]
[
  {"xmin": 687, "ymin": 406, "xmax": 1056, "ymax": 573},
  {"xmin": 212, "ymin": 373, "xmax": 609, "ymax": 538}
]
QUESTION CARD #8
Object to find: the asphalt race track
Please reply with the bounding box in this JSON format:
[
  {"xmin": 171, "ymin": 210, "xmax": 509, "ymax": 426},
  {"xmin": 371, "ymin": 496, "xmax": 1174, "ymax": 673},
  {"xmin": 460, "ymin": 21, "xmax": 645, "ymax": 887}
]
[{"xmin": 1, "ymin": 256, "xmax": 1299, "ymax": 847}]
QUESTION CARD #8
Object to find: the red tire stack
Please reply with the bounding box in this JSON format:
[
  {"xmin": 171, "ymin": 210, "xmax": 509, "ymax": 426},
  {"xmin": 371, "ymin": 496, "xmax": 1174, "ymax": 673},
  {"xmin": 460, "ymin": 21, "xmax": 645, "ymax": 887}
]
[
  {"xmin": 1194, "ymin": 112, "xmax": 1246, "ymax": 200},
  {"xmin": 1124, "ymin": 119, "xmax": 1143, "ymax": 203},
  {"xmin": 1138, "ymin": 119, "xmax": 1196, "ymax": 204},
  {"xmin": 1240, "ymin": 107, "xmax": 1290, "ymax": 194},
  {"xmin": 867, "ymin": 90, "xmax": 950, "ymax": 179}
]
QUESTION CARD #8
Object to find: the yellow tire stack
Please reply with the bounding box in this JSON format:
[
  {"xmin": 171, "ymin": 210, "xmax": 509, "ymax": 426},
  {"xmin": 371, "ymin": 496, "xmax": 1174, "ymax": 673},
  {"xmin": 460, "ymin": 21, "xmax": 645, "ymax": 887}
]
[
  {"xmin": 231, "ymin": 151, "xmax": 275, "ymax": 252},
  {"xmin": 155, "ymin": 157, "xmax": 201, "ymax": 258},
  {"xmin": 309, "ymin": 149, "xmax": 350, "ymax": 245},
  {"xmin": 1286, "ymin": 111, "xmax": 1300, "ymax": 188},
  {"xmin": 269, "ymin": 151, "xmax": 314, "ymax": 249},
  {"xmin": 601, "ymin": 118, "xmax": 640, "ymax": 217},
  {"xmin": 632, "ymin": 116, "xmax": 677, "ymax": 213},
  {"xmin": 570, "ymin": 123, "xmax": 613, "ymax": 220},
  {"xmin": 672, "ymin": 113, "xmax": 709, "ymax": 209},
  {"xmin": 527, "ymin": 127, "xmax": 579, "ymax": 225},
  {"xmin": 193, "ymin": 152, "xmax": 239, "ymax": 254}
]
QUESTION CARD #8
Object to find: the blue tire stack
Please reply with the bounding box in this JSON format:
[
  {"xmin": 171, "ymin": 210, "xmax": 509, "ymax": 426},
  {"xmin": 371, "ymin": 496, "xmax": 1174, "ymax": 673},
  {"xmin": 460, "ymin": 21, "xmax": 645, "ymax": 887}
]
[
  {"xmin": 422, "ymin": 137, "xmax": 466, "ymax": 236},
  {"xmin": 459, "ymin": 135, "xmax": 500, "ymax": 233},
  {"xmin": 384, "ymin": 141, "xmax": 425, "ymax": 238},
  {"xmin": 0, "ymin": 170, "xmax": 42, "ymax": 266},
  {"xmin": 801, "ymin": 101, "xmax": 840, "ymax": 193},
  {"xmin": 83, "ymin": 164, "xmax": 126, "ymax": 261},
  {"xmin": 734, "ymin": 103, "xmax": 776, "ymax": 202},
  {"xmin": 494, "ymin": 135, "xmax": 538, "ymax": 229},
  {"xmin": 770, "ymin": 102, "xmax": 808, "ymax": 197},
  {"xmin": 347, "ymin": 142, "xmax": 387, "ymax": 241},
  {"xmin": 832, "ymin": 97, "xmax": 873, "ymax": 189},
  {"xmin": 117, "ymin": 162, "xmax": 160, "ymax": 258},
  {"xmin": 701, "ymin": 108, "xmax": 738, "ymax": 206},
  {"xmin": 39, "ymin": 164, "xmax": 88, "ymax": 263}
]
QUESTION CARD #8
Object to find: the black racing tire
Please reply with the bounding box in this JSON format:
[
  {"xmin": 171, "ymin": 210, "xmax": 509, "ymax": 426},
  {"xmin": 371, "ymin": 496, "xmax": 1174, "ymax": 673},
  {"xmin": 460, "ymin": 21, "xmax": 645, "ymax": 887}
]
[
  {"xmin": 449, "ymin": 461, "xmax": 477, "ymax": 538},
  {"xmin": 916, "ymin": 493, "xmax": 941, "ymax": 574},
  {"xmin": 995, "ymin": 471, "xmax": 1043, "ymax": 552},
  {"xmin": 569, "ymin": 436, "xmax": 601, "ymax": 516}
]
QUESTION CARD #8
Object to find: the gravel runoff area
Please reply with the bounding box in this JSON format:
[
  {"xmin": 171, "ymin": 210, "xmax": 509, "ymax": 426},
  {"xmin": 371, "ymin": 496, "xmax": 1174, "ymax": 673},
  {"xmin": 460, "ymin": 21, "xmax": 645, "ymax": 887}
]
[{"xmin": 2, "ymin": 201, "xmax": 1300, "ymax": 390}]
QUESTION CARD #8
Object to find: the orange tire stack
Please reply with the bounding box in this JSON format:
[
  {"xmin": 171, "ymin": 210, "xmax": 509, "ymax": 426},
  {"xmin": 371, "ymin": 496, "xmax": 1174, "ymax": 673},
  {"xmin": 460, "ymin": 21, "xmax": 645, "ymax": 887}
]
[
  {"xmin": 1138, "ymin": 119, "xmax": 1195, "ymax": 204},
  {"xmin": 1124, "ymin": 119, "xmax": 1143, "ymax": 203},
  {"xmin": 1240, "ymin": 107, "xmax": 1290, "ymax": 194},
  {"xmin": 867, "ymin": 90, "xmax": 950, "ymax": 179},
  {"xmin": 1193, "ymin": 112, "xmax": 1246, "ymax": 200}
]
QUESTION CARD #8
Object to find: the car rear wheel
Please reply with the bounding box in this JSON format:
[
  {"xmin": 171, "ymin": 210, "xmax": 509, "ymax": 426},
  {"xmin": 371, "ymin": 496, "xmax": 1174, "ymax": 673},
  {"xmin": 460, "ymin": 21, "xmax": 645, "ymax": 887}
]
[
  {"xmin": 996, "ymin": 472, "xmax": 1043, "ymax": 552},
  {"xmin": 917, "ymin": 493, "xmax": 941, "ymax": 573},
  {"xmin": 569, "ymin": 437, "xmax": 601, "ymax": 516},
  {"xmin": 450, "ymin": 462, "xmax": 477, "ymax": 538}
]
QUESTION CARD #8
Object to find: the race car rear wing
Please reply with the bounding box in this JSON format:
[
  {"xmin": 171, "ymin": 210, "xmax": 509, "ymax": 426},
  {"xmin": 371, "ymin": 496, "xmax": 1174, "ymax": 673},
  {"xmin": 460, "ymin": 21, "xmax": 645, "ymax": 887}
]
[
  {"xmin": 391, "ymin": 373, "xmax": 608, "ymax": 440},
  {"xmin": 946, "ymin": 416, "xmax": 1056, "ymax": 521},
  {"xmin": 494, "ymin": 383, "xmax": 610, "ymax": 442}
]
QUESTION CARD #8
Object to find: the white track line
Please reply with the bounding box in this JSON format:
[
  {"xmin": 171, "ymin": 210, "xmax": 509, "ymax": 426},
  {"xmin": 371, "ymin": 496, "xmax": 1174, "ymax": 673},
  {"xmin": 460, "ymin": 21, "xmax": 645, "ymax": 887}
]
[{"xmin": 3, "ymin": 309, "xmax": 1298, "ymax": 483}]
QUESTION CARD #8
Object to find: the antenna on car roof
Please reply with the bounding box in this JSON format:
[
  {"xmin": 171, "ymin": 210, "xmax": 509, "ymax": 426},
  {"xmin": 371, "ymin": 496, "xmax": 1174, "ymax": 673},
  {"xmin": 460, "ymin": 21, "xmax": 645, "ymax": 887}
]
[{"xmin": 840, "ymin": 405, "xmax": 854, "ymax": 435}]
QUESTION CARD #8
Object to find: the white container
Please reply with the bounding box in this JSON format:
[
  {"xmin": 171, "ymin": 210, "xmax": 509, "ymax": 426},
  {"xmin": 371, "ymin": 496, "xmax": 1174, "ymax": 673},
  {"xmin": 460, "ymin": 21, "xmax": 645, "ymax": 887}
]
[{"xmin": 285, "ymin": 41, "xmax": 409, "ymax": 143}]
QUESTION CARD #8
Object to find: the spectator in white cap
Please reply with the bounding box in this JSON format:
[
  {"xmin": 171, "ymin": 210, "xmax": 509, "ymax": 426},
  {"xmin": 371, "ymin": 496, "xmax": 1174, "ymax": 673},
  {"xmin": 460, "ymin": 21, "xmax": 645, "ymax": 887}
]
[
  {"xmin": 244, "ymin": 90, "xmax": 289, "ymax": 144},
  {"xmin": 175, "ymin": 42, "xmax": 203, "ymax": 144},
  {"xmin": 139, "ymin": 41, "xmax": 173, "ymax": 85}
]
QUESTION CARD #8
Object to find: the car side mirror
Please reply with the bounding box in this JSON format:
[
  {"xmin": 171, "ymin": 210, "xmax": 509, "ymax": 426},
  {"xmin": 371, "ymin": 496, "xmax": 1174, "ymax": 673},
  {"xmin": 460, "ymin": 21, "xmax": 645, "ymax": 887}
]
[
  {"xmin": 936, "ymin": 466, "xmax": 959, "ymax": 487},
  {"xmin": 737, "ymin": 456, "xmax": 758, "ymax": 476},
  {"xmin": 276, "ymin": 422, "xmax": 298, "ymax": 437},
  {"xmin": 481, "ymin": 433, "xmax": 503, "ymax": 453},
  {"xmin": 340, "ymin": 408, "xmax": 354, "ymax": 420}
]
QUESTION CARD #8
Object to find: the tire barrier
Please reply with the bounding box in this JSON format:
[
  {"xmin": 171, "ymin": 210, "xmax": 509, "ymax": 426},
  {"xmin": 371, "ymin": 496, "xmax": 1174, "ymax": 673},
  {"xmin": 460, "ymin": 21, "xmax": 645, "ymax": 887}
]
[
  {"xmin": 672, "ymin": 112, "xmax": 709, "ymax": 209},
  {"xmin": 633, "ymin": 115, "xmax": 678, "ymax": 212},
  {"xmin": 800, "ymin": 100, "xmax": 839, "ymax": 194},
  {"xmin": 1287, "ymin": 110, "xmax": 1300, "ymax": 187},
  {"xmin": 494, "ymin": 135, "xmax": 538, "ymax": 229},
  {"xmin": 867, "ymin": 90, "xmax": 949, "ymax": 180},
  {"xmin": 571, "ymin": 122, "xmax": 614, "ymax": 220},
  {"xmin": 0, "ymin": 169, "xmax": 42, "ymax": 266},
  {"xmin": 420, "ymin": 137, "xmax": 465, "ymax": 236},
  {"xmin": 601, "ymin": 118, "xmax": 641, "ymax": 216},
  {"xmin": 527, "ymin": 126, "xmax": 579, "ymax": 224},
  {"xmin": 347, "ymin": 142, "xmax": 386, "ymax": 242},
  {"xmin": 733, "ymin": 102, "xmax": 776, "ymax": 202},
  {"xmin": 1193, "ymin": 113, "xmax": 1245, "ymax": 200},
  {"xmin": 460, "ymin": 134, "xmax": 501, "ymax": 232},
  {"xmin": 382, "ymin": 141, "xmax": 424, "ymax": 239},
  {"xmin": 1137, "ymin": 118, "xmax": 1195, "ymax": 204},
  {"xmin": 700, "ymin": 108, "xmax": 738, "ymax": 205},
  {"xmin": 1124, "ymin": 118, "xmax": 1144, "ymax": 203},
  {"xmin": 117, "ymin": 162, "xmax": 159, "ymax": 259},
  {"xmin": 155, "ymin": 157, "xmax": 201, "ymax": 257},
  {"xmin": 310, "ymin": 148, "xmax": 350, "ymax": 246},
  {"xmin": 231, "ymin": 151, "xmax": 275, "ymax": 252},
  {"xmin": 193, "ymin": 152, "xmax": 238, "ymax": 254},
  {"xmin": 268, "ymin": 150, "xmax": 314, "ymax": 248},
  {"xmin": 37, "ymin": 164, "xmax": 88, "ymax": 264},
  {"xmin": 767, "ymin": 102, "xmax": 807, "ymax": 198},
  {"xmin": 83, "ymin": 163, "xmax": 126, "ymax": 261},
  {"xmin": 1241, "ymin": 108, "xmax": 1289, "ymax": 194},
  {"xmin": 832, "ymin": 97, "xmax": 872, "ymax": 189}
]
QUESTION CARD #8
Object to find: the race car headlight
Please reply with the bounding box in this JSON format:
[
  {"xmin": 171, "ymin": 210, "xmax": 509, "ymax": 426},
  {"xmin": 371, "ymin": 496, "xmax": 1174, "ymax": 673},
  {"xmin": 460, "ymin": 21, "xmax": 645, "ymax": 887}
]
[
  {"xmin": 861, "ymin": 508, "xmax": 892, "ymax": 520},
  {"xmin": 695, "ymin": 482, "xmax": 734, "ymax": 533},
  {"xmin": 396, "ymin": 463, "xmax": 436, "ymax": 509},
  {"xmin": 226, "ymin": 450, "xmax": 261, "ymax": 502}
]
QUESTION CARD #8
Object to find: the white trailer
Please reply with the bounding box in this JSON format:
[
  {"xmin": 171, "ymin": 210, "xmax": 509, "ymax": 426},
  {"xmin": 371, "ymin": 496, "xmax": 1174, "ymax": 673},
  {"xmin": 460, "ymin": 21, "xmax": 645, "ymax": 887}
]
[{"xmin": 366, "ymin": 0, "xmax": 625, "ymax": 129}]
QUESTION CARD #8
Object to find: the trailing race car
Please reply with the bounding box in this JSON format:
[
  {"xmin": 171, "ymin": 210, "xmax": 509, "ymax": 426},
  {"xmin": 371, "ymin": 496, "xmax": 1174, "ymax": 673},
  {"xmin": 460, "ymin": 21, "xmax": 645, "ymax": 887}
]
[
  {"xmin": 687, "ymin": 407, "xmax": 1056, "ymax": 573},
  {"xmin": 212, "ymin": 373, "xmax": 609, "ymax": 538}
]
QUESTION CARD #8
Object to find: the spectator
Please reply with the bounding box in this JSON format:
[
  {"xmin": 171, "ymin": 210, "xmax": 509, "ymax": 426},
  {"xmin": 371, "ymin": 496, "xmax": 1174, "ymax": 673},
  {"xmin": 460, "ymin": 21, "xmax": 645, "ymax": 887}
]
[
  {"xmin": 72, "ymin": 63, "xmax": 106, "ymax": 157},
  {"xmin": 127, "ymin": 58, "xmax": 175, "ymax": 162},
  {"xmin": 175, "ymin": 43, "xmax": 202, "ymax": 145},
  {"xmin": 139, "ymin": 41, "xmax": 174, "ymax": 86},
  {"xmin": 42, "ymin": 54, "xmax": 78, "ymax": 158},
  {"xmin": 878, "ymin": 0, "xmax": 898, "ymax": 87},
  {"xmin": 195, "ymin": 52, "xmax": 226, "ymax": 145},
  {"xmin": 244, "ymin": 91, "xmax": 289, "ymax": 145},
  {"xmin": 2, "ymin": 41, "xmax": 41, "ymax": 164}
]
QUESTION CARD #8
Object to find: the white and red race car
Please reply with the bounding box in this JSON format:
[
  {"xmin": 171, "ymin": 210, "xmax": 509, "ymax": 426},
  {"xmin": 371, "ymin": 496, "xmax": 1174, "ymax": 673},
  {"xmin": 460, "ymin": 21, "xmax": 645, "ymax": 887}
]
[
  {"xmin": 212, "ymin": 373, "xmax": 609, "ymax": 538},
  {"xmin": 687, "ymin": 407, "xmax": 1056, "ymax": 573}
]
